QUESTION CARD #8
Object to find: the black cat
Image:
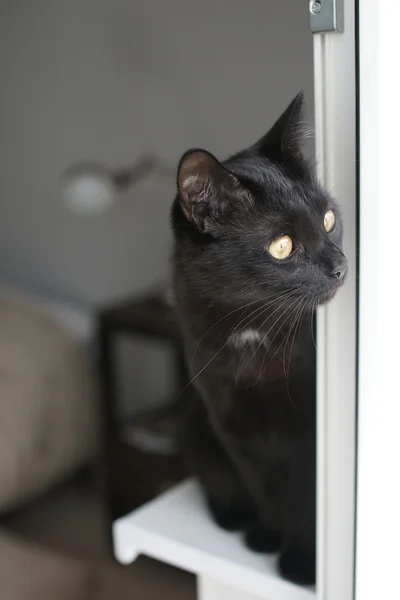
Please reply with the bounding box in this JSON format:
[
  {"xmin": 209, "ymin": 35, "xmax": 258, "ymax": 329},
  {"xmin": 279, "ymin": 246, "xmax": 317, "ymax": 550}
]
[{"xmin": 171, "ymin": 93, "xmax": 347, "ymax": 586}]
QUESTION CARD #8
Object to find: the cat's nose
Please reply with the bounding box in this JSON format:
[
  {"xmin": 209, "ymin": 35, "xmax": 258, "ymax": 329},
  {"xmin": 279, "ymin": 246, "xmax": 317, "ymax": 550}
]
[{"xmin": 331, "ymin": 259, "xmax": 348, "ymax": 283}]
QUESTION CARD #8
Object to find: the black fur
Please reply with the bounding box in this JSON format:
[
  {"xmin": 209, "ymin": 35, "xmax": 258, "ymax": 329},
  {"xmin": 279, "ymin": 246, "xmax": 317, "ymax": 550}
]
[{"xmin": 171, "ymin": 93, "xmax": 347, "ymax": 586}]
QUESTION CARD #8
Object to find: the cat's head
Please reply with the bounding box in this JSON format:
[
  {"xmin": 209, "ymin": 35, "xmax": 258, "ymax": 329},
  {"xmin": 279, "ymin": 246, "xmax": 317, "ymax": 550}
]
[{"xmin": 171, "ymin": 93, "xmax": 347, "ymax": 308}]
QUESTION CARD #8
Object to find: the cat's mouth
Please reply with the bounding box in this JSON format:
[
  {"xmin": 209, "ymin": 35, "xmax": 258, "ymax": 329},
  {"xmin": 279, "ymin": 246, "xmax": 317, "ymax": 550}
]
[{"xmin": 315, "ymin": 283, "xmax": 345, "ymax": 306}]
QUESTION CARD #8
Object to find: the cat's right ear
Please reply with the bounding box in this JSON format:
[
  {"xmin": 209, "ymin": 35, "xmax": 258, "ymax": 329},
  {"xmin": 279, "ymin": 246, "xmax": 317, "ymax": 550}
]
[
  {"xmin": 177, "ymin": 150, "xmax": 250, "ymax": 234},
  {"xmin": 251, "ymin": 92, "xmax": 307, "ymax": 163}
]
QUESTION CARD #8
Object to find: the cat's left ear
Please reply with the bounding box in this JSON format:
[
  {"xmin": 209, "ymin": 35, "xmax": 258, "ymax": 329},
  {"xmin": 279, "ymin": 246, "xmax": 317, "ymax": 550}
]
[
  {"xmin": 177, "ymin": 150, "xmax": 251, "ymax": 234},
  {"xmin": 251, "ymin": 92, "xmax": 308, "ymax": 163}
]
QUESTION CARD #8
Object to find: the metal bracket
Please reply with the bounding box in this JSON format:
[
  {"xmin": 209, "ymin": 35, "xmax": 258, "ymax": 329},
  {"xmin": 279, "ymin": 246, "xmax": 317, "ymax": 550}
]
[{"xmin": 309, "ymin": 0, "xmax": 344, "ymax": 33}]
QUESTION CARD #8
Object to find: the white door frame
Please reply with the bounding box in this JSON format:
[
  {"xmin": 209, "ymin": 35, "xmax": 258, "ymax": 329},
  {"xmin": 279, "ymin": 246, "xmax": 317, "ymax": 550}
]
[
  {"xmin": 314, "ymin": 1, "xmax": 357, "ymax": 598},
  {"xmin": 356, "ymin": 0, "xmax": 400, "ymax": 598}
]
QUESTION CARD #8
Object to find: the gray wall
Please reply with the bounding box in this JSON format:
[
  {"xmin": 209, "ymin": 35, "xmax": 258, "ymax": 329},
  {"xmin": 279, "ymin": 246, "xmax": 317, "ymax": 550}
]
[{"xmin": 0, "ymin": 0, "xmax": 313, "ymax": 307}]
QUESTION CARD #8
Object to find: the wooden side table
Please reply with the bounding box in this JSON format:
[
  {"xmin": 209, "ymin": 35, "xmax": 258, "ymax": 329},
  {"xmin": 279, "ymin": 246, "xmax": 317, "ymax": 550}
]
[{"xmin": 97, "ymin": 292, "xmax": 189, "ymax": 537}]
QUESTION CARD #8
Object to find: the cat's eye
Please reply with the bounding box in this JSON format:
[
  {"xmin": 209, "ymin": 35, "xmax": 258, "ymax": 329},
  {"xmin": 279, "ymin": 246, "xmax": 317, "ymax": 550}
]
[
  {"xmin": 268, "ymin": 235, "xmax": 293, "ymax": 260},
  {"xmin": 324, "ymin": 209, "xmax": 335, "ymax": 232}
]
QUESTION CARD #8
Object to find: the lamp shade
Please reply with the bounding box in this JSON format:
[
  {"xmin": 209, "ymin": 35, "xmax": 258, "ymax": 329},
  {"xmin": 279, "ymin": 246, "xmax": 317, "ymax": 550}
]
[{"xmin": 60, "ymin": 163, "xmax": 117, "ymax": 216}]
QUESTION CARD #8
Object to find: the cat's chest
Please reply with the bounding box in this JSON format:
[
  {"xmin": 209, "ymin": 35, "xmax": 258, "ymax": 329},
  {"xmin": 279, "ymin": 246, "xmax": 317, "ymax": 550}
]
[
  {"xmin": 223, "ymin": 328, "xmax": 315, "ymax": 431},
  {"xmin": 228, "ymin": 328, "xmax": 266, "ymax": 349},
  {"xmin": 226, "ymin": 325, "xmax": 308, "ymax": 384},
  {"xmin": 223, "ymin": 377, "xmax": 315, "ymax": 435}
]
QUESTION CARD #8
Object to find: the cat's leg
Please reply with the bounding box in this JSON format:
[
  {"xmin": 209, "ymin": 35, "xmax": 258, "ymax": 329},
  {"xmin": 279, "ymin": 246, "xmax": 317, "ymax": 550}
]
[
  {"xmin": 244, "ymin": 522, "xmax": 281, "ymax": 553},
  {"xmin": 206, "ymin": 466, "xmax": 258, "ymax": 532},
  {"xmin": 191, "ymin": 377, "xmax": 290, "ymax": 551},
  {"xmin": 193, "ymin": 381, "xmax": 285, "ymax": 546},
  {"xmin": 242, "ymin": 462, "xmax": 283, "ymax": 554},
  {"xmin": 183, "ymin": 394, "xmax": 257, "ymax": 531},
  {"xmin": 279, "ymin": 434, "xmax": 316, "ymax": 585}
]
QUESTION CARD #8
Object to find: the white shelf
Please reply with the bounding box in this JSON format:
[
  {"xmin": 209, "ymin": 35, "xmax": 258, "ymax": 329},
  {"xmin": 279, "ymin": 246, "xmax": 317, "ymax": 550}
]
[{"xmin": 113, "ymin": 479, "xmax": 315, "ymax": 600}]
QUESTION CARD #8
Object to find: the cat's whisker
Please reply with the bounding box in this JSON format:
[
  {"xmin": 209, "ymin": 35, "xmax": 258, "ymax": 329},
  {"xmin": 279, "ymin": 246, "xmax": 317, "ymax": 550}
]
[
  {"xmin": 230, "ymin": 289, "xmax": 295, "ymax": 336},
  {"xmin": 283, "ymin": 299, "xmax": 308, "ymax": 408},
  {"xmin": 236, "ymin": 300, "xmax": 298, "ymax": 384},
  {"xmin": 179, "ymin": 340, "xmax": 230, "ymax": 397},
  {"xmin": 234, "ymin": 289, "xmax": 299, "ymax": 384},
  {"xmin": 285, "ymin": 295, "xmax": 310, "ymax": 380},
  {"xmin": 247, "ymin": 297, "xmax": 303, "ymax": 387},
  {"xmin": 181, "ymin": 291, "xmax": 296, "ymax": 396},
  {"xmin": 234, "ymin": 299, "xmax": 283, "ymax": 385},
  {"xmin": 257, "ymin": 293, "xmax": 300, "ymax": 348},
  {"xmin": 254, "ymin": 296, "xmax": 306, "ymax": 387},
  {"xmin": 190, "ymin": 297, "xmax": 264, "ymax": 367},
  {"xmin": 191, "ymin": 289, "xmax": 295, "ymax": 368},
  {"xmin": 308, "ymin": 297, "xmax": 317, "ymax": 350},
  {"xmin": 241, "ymin": 291, "xmax": 299, "ymax": 363},
  {"xmin": 283, "ymin": 295, "xmax": 307, "ymax": 379},
  {"xmin": 227, "ymin": 291, "xmax": 296, "ymax": 359}
]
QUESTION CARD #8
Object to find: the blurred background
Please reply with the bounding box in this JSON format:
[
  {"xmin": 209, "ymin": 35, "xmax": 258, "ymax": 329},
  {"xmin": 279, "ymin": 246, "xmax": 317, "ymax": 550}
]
[{"xmin": 0, "ymin": 1, "xmax": 313, "ymax": 598}]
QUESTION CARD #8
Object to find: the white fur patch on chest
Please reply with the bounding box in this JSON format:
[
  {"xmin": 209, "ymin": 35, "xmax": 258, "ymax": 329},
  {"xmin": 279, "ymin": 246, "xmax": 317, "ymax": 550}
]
[{"xmin": 228, "ymin": 328, "xmax": 266, "ymax": 349}]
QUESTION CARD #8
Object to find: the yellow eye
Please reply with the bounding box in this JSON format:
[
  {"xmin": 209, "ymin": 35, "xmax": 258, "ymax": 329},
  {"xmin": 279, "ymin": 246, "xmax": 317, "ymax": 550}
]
[
  {"xmin": 268, "ymin": 235, "xmax": 293, "ymax": 260},
  {"xmin": 324, "ymin": 209, "xmax": 335, "ymax": 232}
]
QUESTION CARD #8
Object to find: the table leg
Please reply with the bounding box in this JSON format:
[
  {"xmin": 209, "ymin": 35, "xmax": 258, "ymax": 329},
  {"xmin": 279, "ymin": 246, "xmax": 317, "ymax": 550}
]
[{"xmin": 197, "ymin": 575, "xmax": 267, "ymax": 600}]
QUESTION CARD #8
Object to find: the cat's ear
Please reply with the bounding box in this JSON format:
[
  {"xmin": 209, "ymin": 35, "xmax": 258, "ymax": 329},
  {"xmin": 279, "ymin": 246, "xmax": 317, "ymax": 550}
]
[
  {"xmin": 177, "ymin": 150, "xmax": 251, "ymax": 233},
  {"xmin": 251, "ymin": 92, "xmax": 307, "ymax": 162}
]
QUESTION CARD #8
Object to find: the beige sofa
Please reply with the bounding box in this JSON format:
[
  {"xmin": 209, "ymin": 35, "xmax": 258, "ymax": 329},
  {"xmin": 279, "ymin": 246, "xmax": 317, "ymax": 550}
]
[
  {"xmin": 0, "ymin": 289, "xmax": 99, "ymax": 512},
  {"xmin": 0, "ymin": 285, "xmax": 99, "ymax": 599},
  {"xmin": 0, "ymin": 531, "xmax": 90, "ymax": 600}
]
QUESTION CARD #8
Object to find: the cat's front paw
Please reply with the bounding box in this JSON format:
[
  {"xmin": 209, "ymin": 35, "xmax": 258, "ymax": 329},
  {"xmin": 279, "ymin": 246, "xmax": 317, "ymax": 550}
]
[
  {"xmin": 207, "ymin": 497, "xmax": 253, "ymax": 531},
  {"xmin": 279, "ymin": 548, "xmax": 315, "ymax": 585},
  {"xmin": 244, "ymin": 525, "xmax": 281, "ymax": 553}
]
